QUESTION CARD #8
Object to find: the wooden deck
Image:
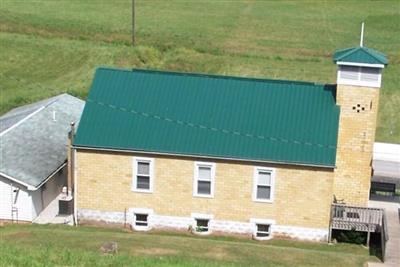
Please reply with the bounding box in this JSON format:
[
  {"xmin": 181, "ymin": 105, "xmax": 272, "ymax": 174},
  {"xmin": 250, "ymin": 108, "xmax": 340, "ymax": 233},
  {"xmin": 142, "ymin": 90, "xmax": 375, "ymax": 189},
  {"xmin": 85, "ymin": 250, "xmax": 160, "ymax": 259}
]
[
  {"xmin": 330, "ymin": 204, "xmax": 384, "ymax": 232},
  {"xmin": 329, "ymin": 203, "xmax": 388, "ymax": 260}
]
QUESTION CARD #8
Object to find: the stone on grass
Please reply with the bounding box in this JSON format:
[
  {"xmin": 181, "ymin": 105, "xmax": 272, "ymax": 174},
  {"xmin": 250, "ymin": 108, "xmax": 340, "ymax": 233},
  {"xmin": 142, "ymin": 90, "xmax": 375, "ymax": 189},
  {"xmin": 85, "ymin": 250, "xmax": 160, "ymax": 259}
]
[{"xmin": 100, "ymin": 241, "xmax": 118, "ymax": 254}]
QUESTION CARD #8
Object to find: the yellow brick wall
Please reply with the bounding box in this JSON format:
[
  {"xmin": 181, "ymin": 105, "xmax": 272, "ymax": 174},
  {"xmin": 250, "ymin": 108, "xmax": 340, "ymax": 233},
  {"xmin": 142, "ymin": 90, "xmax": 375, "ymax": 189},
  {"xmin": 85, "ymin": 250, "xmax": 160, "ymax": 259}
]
[
  {"xmin": 76, "ymin": 150, "xmax": 334, "ymax": 229},
  {"xmin": 333, "ymin": 85, "xmax": 380, "ymax": 206}
]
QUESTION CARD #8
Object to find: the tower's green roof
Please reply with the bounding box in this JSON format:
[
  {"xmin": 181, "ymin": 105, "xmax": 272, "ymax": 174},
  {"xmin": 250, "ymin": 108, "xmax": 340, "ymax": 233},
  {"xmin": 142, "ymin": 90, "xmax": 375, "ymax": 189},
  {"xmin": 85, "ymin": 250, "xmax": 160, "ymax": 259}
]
[
  {"xmin": 74, "ymin": 68, "xmax": 340, "ymax": 167},
  {"xmin": 333, "ymin": 46, "xmax": 388, "ymax": 65}
]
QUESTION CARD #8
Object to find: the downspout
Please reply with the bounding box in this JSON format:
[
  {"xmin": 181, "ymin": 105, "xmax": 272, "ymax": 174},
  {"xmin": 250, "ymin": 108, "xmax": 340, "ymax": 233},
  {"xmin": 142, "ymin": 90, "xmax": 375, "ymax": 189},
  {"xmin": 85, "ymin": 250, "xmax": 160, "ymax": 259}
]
[
  {"xmin": 73, "ymin": 148, "xmax": 78, "ymax": 226},
  {"xmin": 67, "ymin": 122, "xmax": 75, "ymax": 195},
  {"xmin": 68, "ymin": 122, "xmax": 78, "ymax": 226}
]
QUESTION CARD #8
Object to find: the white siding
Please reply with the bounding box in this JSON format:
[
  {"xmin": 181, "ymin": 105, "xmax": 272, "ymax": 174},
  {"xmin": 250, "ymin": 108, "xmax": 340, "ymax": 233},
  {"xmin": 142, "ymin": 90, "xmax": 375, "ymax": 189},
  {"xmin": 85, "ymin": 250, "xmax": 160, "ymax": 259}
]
[
  {"xmin": 0, "ymin": 176, "xmax": 33, "ymax": 221},
  {"xmin": 31, "ymin": 189, "xmax": 43, "ymax": 220}
]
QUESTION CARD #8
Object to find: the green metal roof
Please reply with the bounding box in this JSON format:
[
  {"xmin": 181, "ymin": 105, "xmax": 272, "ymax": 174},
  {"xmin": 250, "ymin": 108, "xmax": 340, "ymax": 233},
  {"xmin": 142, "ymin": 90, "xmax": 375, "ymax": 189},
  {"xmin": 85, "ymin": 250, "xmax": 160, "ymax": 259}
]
[
  {"xmin": 333, "ymin": 46, "xmax": 388, "ymax": 65},
  {"xmin": 74, "ymin": 68, "xmax": 340, "ymax": 167}
]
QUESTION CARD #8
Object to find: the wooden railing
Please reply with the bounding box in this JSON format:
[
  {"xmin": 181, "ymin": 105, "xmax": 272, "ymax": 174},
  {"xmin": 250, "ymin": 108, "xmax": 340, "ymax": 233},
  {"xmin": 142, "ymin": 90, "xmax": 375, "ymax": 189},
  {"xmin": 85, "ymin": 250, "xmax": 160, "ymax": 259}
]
[{"xmin": 330, "ymin": 204, "xmax": 383, "ymax": 231}]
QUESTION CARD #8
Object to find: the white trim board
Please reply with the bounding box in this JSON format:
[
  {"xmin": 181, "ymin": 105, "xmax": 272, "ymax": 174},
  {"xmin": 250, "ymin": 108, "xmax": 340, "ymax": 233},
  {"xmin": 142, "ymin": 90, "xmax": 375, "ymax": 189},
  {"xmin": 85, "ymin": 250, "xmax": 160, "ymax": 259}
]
[
  {"xmin": 337, "ymin": 61, "xmax": 385, "ymax": 69},
  {"xmin": 0, "ymin": 171, "xmax": 35, "ymax": 190}
]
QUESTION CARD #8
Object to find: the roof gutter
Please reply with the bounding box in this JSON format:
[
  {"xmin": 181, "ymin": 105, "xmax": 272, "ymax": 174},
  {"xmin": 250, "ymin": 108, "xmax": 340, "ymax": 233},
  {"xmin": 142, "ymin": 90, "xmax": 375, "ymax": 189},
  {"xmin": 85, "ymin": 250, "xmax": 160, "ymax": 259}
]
[
  {"xmin": 0, "ymin": 171, "xmax": 36, "ymax": 190},
  {"xmin": 0, "ymin": 162, "xmax": 67, "ymax": 191},
  {"xmin": 34, "ymin": 162, "xmax": 67, "ymax": 190},
  {"xmin": 73, "ymin": 145, "xmax": 336, "ymax": 169}
]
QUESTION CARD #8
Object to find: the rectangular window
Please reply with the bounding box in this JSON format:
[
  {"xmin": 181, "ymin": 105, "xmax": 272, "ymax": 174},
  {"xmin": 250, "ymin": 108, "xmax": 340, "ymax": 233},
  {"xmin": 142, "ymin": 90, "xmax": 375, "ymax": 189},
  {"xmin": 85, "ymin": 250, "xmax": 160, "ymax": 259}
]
[
  {"xmin": 360, "ymin": 67, "xmax": 380, "ymax": 82},
  {"xmin": 256, "ymin": 224, "xmax": 271, "ymax": 238},
  {"xmin": 339, "ymin": 65, "xmax": 359, "ymax": 80},
  {"xmin": 193, "ymin": 162, "xmax": 215, "ymax": 198},
  {"xmin": 196, "ymin": 219, "xmax": 209, "ymax": 232},
  {"xmin": 253, "ymin": 167, "xmax": 275, "ymax": 202},
  {"xmin": 133, "ymin": 157, "xmax": 154, "ymax": 193},
  {"xmin": 135, "ymin": 214, "xmax": 148, "ymax": 227},
  {"xmin": 338, "ymin": 64, "xmax": 382, "ymax": 88}
]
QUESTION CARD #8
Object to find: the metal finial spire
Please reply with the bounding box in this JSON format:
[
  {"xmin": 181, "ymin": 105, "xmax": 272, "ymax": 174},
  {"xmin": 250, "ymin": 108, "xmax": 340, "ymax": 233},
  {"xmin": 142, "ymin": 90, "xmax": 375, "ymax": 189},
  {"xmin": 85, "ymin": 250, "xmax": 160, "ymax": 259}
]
[{"xmin": 360, "ymin": 22, "xmax": 364, "ymax": 47}]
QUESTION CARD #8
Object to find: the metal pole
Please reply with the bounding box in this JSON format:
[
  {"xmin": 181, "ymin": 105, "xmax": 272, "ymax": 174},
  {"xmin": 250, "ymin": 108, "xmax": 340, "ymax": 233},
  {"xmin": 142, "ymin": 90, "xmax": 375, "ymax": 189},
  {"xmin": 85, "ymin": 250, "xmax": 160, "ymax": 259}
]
[
  {"xmin": 360, "ymin": 22, "xmax": 364, "ymax": 47},
  {"xmin": 132, "ymin": 0, "xmax": 135, "ymax": 46}
]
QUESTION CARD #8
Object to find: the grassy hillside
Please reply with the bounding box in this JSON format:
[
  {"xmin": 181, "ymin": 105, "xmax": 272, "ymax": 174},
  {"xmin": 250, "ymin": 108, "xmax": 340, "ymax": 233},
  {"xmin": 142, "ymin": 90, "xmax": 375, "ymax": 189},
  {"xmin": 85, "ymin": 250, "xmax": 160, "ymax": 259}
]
[
  {"xmin": 0, "ymin": 224, "xmax": 378, "ymax": 267},
  {"xmin": 0, "ymin": 0, "xmax": 399, "ymax": 142}
]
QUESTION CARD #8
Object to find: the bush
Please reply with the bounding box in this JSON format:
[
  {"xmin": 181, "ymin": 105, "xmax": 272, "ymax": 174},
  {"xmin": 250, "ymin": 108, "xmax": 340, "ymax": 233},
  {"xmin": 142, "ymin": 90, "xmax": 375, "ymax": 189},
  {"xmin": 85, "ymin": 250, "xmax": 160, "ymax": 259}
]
[{"xmin": 336, "ymin": 229, "xmax": 366, "ymax": 245}]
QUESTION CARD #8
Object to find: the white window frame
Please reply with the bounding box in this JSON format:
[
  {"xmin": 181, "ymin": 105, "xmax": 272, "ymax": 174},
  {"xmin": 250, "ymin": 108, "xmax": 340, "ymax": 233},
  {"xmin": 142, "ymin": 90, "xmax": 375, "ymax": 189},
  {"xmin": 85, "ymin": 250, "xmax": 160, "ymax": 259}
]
[
  {"xmin": 132, "ymin": 157, "xmax": 154, "ymax": 193},
  {"xmin": 191, "ymin": 213, "xmax": 213, "ymax": 235},
  {"xmin": 337, "ymin": 63, "xmax": 382, "ymax": 88},
  {"xmin": 131, "ymin": 208, "xmax": 153, "ymax": 231},
  {"xmin": 250, "ymin": 218, "xmax": 275, "ymax": 241},
  {"xmin": 193, "ymin": 161, "xmax": 215, "ymax": 198},
  {"xmin": 252, "ymin": 167, "xmax": 275, "ymax": 203}
]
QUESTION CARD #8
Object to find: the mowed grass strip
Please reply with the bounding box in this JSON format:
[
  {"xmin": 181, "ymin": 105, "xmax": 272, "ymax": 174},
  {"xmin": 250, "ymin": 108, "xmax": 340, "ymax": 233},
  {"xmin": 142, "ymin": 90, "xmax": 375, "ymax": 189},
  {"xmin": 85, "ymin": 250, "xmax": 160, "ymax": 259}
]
[
  {"xmin": 0, "ymin": 224, "xmax": 377, "ymax": 267},
  {"xmin": 0, "ymin": 0, "xmax": 399, "ymax": 142}
]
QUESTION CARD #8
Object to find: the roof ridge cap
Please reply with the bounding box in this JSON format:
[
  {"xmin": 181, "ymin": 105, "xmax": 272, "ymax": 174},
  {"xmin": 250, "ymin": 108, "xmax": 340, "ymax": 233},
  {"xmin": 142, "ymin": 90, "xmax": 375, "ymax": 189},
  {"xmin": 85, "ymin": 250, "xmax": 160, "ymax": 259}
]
[
  {"xmin": 0, "ymin": 105, "xmax": 46, "ymax": 137},
  {"xmin": 96, "ymin": 67, "xmax": 323, "ymax": 87},
  {"xmin": 336, "ymin": 47, "xmax": 359, "ymax": 61}
]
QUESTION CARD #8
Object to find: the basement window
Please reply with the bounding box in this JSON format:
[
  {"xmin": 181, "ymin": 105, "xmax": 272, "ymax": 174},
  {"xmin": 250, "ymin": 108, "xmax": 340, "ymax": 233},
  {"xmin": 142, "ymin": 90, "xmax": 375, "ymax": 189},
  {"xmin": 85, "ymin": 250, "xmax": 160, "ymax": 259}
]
[
  {"xmin": 256, "ymin": 224, "xmax": 271, "ymax": 238},
  {"xmin": 250, "ymin": 219, "xmax": 275, "ymax": 240},
  {"xmin": 133, "ymin": 212, "xmax": 151, "ymax": 231},
  {"xmin": 191, "ymin": 213, "xmax": 213, "ymax": 234},
  {"xmin": 195, "ymin": 219, "xmax": 209, "ymax": 233},
  {"xmin": 135, "ymin": 214, "xmax": 148, "ymax": 227}
]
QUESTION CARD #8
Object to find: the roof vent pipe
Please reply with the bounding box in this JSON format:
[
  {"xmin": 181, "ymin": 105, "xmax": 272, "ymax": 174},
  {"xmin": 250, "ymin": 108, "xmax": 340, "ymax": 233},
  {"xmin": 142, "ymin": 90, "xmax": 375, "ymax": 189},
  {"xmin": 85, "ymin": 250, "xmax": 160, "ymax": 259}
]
[{"xmin": 360, "ymin": 22, "xmax": 364, "ymax": 47}]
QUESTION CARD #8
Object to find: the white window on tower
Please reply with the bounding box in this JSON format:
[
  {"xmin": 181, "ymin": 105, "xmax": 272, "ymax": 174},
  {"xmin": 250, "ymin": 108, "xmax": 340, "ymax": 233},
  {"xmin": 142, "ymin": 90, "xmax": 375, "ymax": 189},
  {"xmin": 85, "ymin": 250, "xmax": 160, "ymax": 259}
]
[
  {"xmin": 132, "ymin": 157, "xmax": 154, "ymax": 193},
  {"xmin": 360, "ymin": 67, "xmax": 380, "ymax": 82},
  {"xmin": 337, "ymin": 64, "xmax": 382, "ymax": 88},
  {"xmin": 193, "ymin": 162, "xmax": 215, "ymax": 198},
  {"xmin": 252, "ymin": 167, "xmax": 275, "ymax": 203},
  {"xmin": 339, "ymin": 65, "xmax": 359, "ymax": 80}
]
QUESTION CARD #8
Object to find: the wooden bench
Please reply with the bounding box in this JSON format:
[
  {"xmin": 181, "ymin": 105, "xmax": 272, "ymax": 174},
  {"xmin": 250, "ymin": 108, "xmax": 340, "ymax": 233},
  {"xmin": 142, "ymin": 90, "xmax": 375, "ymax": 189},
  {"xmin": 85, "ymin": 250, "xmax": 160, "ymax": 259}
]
[{"xmin": 370, "ymin": 182, "xmax": 396, "ymax": 196}]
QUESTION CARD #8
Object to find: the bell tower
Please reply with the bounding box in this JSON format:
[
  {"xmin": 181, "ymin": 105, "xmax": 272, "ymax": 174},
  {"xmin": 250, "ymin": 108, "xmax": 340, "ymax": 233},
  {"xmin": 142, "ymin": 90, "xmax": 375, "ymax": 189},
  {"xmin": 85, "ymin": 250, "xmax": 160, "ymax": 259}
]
[{"xmin": 332, "ymin": 24, "xmax": 388, "ymax": 206}]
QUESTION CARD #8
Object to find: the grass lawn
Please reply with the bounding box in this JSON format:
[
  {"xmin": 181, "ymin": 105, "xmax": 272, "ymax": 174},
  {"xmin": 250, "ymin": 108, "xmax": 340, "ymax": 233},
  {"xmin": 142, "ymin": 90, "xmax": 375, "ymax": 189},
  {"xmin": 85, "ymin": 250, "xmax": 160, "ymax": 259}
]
[
  {"xmin": 0, "ymin": 0, "xmax": 399, "ymax": 142},
  {"xmin": 0, "ymin": 224, "xmax": 378, "ymax": 267}
]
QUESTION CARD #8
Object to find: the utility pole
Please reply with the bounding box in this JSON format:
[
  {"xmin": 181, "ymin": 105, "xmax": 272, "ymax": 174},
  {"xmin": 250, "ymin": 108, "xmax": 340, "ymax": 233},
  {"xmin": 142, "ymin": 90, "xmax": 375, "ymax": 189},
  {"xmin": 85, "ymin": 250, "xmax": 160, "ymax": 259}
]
[{"xmin": 132, "ymin": 0, "xmax": 135, "ymax": 46}]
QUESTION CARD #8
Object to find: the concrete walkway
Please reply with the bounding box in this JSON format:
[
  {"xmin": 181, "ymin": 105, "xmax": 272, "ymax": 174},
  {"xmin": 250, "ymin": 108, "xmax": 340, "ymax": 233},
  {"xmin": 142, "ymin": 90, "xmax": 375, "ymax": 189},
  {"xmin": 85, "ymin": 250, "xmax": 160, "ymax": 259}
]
[
  {"xmin": 368, "ymin": 200, "xmax": 400, "ymax": 267},
  {"xmin": 33, "ymin": 194, "xmax": 73, "ymax": 225}
]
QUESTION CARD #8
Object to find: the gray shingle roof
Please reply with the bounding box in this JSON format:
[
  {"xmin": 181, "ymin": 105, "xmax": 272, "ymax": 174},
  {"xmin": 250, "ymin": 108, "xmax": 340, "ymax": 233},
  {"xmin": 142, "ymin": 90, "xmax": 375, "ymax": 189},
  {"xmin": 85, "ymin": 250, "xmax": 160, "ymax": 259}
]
[{"xmin": 0, "ymin": 94, "xmax": 84, "ymax": 189}]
